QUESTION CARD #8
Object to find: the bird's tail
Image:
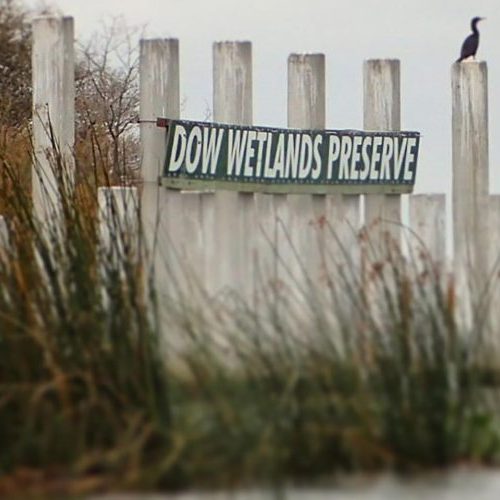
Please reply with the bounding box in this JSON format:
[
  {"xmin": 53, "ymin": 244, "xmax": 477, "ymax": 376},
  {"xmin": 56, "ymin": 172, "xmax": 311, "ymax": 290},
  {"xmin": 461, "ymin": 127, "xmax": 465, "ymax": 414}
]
[{"xmin": 456, "ymin": 56, "xmax": 464, "ymax": 63}]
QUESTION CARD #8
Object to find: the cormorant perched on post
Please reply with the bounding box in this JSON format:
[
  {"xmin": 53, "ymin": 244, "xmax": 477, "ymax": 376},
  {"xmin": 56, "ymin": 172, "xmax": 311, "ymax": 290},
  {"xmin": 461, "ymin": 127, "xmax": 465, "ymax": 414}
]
[{"xmin": 457, "ymin": 17, "xmax": 485, "ymax": 62}]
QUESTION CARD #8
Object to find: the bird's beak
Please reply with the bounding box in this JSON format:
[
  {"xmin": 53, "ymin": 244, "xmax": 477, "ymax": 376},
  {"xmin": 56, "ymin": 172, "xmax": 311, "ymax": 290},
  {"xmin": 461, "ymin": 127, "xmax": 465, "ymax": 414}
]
[{"xmin": 480, "ymin": 17, "xmax": 486, "ymax": 21}]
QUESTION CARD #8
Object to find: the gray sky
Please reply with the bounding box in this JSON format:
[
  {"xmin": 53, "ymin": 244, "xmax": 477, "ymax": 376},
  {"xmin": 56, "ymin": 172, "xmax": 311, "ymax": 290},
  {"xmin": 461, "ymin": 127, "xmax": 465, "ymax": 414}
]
[{"xmin": 26, "ymin": 0, "xmax": 500, "ymax": 195}]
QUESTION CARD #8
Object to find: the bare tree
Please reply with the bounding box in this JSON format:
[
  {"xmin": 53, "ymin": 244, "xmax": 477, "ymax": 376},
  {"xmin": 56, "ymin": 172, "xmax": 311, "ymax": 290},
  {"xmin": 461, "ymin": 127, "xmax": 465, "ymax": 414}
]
[
  {"xmin": 0, "ymin": 0, "xmax": 31, "ymax": 135},
  {"xmin": 0, "ymin": 6, "xmax": 142, "ymax": 188},
  {"xmin": 75, "ymin": 17, "xmax": 141, "ymax": 184},
  {"xmin": 0, "ymin": 1, "xmax": 32, "ymax": 215}
]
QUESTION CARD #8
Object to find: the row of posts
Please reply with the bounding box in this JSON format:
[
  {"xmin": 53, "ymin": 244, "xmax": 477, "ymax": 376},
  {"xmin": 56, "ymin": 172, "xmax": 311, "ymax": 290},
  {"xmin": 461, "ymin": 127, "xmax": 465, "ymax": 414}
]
[{"xmin": 28, "ymin": 16, "xmax": 490, "ymax": 312}]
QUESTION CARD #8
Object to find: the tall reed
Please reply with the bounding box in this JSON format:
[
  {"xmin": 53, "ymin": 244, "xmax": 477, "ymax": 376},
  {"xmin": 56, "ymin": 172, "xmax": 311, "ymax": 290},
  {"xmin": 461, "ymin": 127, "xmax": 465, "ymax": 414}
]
[{"xmin": 1, "ymin": 131, "xmax": 500, "ymax": 495}]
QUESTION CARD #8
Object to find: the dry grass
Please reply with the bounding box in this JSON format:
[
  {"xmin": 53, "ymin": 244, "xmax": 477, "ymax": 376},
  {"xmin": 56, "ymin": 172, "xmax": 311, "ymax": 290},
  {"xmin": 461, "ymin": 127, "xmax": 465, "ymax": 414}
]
[{"xmin": 0, "ymin": 130, "xmax": 500, "ymax": 496}]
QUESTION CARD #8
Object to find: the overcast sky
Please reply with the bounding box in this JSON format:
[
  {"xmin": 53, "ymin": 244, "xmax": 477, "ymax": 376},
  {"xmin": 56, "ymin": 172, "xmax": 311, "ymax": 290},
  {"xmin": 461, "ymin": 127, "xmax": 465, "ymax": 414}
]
[{"xmin": 25, "ymin": 0, "xmax": 500, "ymax": 195}]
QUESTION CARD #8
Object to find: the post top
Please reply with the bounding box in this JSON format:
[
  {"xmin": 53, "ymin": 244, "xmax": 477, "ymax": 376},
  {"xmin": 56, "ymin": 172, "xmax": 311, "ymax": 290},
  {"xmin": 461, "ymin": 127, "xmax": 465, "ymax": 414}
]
[
  {"xmin": 451, "ymin": 60, "xmax": 488, "ymax": 77},
  {"xmin": 452, "ymin": 60, "xmax": 487, "ymax": 67},
  {"xmin": 213, "ymin": 40, "xmax": 252, "ymax": 47},
  {"xmin": 32, "ymin": 14, "xmax": 73, "ymax": 23},
  {"xmin": 288, "ymin": 53, "xmax": 325, "ymax": 60},
  {"xmin": 140, "ymin": 38, "xmax": 179, "ymax": 45},
  {"xmin": 364, "ymin": 59, "xmax": 400, "ymax": 66}
]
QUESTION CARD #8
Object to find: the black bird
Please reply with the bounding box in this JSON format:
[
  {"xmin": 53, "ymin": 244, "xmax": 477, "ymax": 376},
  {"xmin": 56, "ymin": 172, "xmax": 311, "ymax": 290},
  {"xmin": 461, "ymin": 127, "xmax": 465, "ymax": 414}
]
[{"xmin": 457, "ymin": 17, "xmax": 485, "ymax": 62}]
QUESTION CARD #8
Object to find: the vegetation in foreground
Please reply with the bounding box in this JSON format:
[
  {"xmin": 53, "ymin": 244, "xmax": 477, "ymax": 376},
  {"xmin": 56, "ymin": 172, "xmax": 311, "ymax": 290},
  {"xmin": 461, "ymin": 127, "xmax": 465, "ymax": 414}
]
[
  {"xmin": 1, "ymin": 134, "xmax": 500, "ymax": 498},
  {"xmin": 1, "ymin": 0, "xmax": 500, "ymax": 497}
]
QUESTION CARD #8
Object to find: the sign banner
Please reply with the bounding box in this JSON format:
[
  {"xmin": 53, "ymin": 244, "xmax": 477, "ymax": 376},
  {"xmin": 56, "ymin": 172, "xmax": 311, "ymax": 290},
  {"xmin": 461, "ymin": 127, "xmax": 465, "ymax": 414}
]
[{"xmin": 160, "ymin": 119, "xmax": 420, "ymax": 194}]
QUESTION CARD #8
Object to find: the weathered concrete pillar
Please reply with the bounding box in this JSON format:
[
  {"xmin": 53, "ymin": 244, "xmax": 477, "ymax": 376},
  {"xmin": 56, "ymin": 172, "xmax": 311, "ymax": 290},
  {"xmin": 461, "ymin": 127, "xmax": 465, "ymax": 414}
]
[
  {"xmin": 139, "ymin": 39, "xmax": 180, "ymax": 308},
  {"xmin": 286, "ymin": 54, "xmax": 326, "ymax": 299},
  {"xmin": 0, "ymin": 215, "xmax": 7, "ymax": 249},
  {"xmin": 287, "ymin": 54, "xmax": 325, "ymax": 130},
  {"xmin": 213, "ymin": 42, "xmax": 253, "ymax": 126},
  {"xmin": 489, "ymin": 195, "xmax": 500, "ymax": 275},
  {"xmin": 324, "ymin": 194, "xmax": 361, "ymax": 273},
  {"xmin": 98, "ymin": 186, "xmax": 139, "ymax": 258},
  {"xmin": 140, "ymin": 39, "xmax": 180, "ymax": 183},
  {"xmin": 363, "ymin": 59, "xmax": 401, "ymax": 254},
  {"xmin": 32, "ymin": 16, "xmax": 74, "ymax": 219},
  {"xmin": 212, "ymin": 41, "xmax": 254, "ymax": 300},
  {"xmin": 452, "ymin": 62, "xmax": 489, "ymax": 318},
  {"xmin": 488, "ymin": 195, "xmax": 500, "ymax": 341},
  {"xmin": 409, "ymin": 194, "xmax": 446, "ymax": 268}
]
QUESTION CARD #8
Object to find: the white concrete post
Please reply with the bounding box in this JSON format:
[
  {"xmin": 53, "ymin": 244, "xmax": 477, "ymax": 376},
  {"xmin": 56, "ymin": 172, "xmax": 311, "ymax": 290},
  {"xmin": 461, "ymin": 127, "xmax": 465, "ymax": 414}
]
[
  {"xmin": 0, "ymin": 216, "xmax": 8, "ymax": 249},
  {"xmin": 488, "ymin": 195, "xmax": 500, "ymax": 340},
  {"xmin": 140, "ymin": 39, "xmax": 180, "ymax": 183},
  {"xmin": 489, "ymin": 195, "xmax": 500, "ymax": 275},
  {"xmin": 212, "ymin": 42, "xmax": 254, "ymax": 299},
  {"xmin": 98, "ymin": 187, "xmax": 139, "ymax": 314},
  {"xmin": 452, "ymin": 62, "xmax": 489, "ymax": 307},
  {"xmin": 324, "ymin": 194, "xmax": 361, "ymax": 275},
  {"xmin": 286, "ymin": 54, "xmax": 326, "ymax": 299},
  {"xmin": 213, "ymin": 42, "xmax": 253, "ymax": 126},
  {"xmin": 98, "ymin": 187, "xmax": 139, "ymax": 258},
  {"xmin": 32, "ymin": 16, "xmax": 75, "ymax": 219},
  {"xmin": 409, "ymin": 194, "xmax": 446, "ymax": 268},
  {"xmin": 139, "ymin": 39, "xmax": 180, "ymax": 306},
  {"xmin": 287, "ymin": 54, "xmax": 325, "ymax": 130},
  {"xmin": 363, "ymin": 60, "xmax": 401, "ymax": 254}
]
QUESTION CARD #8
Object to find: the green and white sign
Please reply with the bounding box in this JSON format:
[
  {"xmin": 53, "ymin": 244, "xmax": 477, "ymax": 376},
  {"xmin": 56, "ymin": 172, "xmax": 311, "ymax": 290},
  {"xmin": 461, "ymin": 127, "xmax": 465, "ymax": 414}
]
[{"xmin": 161, "ymin": 119, "xmax": 420, "ymax": 194}]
